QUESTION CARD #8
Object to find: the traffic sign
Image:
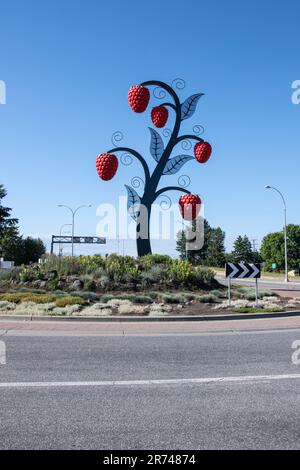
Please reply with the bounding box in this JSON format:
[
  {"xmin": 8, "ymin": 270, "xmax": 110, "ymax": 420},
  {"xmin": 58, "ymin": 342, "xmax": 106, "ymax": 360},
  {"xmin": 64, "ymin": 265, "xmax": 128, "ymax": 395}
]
[{"xmin": 225, "ymin": 262, "xmax": 261, "ymax": 279}]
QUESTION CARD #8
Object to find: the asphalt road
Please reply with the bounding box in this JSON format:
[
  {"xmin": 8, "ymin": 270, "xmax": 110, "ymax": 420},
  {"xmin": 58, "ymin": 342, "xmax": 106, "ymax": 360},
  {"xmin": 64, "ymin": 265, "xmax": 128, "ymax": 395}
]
[
  {"xmin": 1, "ymin": 325, "xmax": 300, "ymax": 450},
  {"xmin": 216, "ymin": 275, "xmax": 300, "ymax": 291}
]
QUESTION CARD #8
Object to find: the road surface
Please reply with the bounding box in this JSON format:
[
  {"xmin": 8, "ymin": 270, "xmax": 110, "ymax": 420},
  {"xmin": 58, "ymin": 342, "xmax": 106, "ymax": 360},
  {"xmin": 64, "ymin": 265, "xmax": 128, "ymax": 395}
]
[
  {"xmin": 0, "ymin": 318, "xmax": 300, "ymax": 450},
  {"xmin": 216, "ymin": 274, "xmax": 300, "ymax": 292}
]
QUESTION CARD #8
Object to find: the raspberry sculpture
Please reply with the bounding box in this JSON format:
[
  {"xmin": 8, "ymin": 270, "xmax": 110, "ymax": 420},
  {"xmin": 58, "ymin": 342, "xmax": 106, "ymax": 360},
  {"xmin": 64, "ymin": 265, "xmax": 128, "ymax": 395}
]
[
  {"xmin": 96, "ymin": 153, "xmax": 118, "ymax": 181},
  {"xmin": 194, "ymin": 142, "xmax": 212, "ymax": 164},
  {"xmin": 179, "ymin": 194, "xmax": 201, "ymax": 221},
  {"xmin": 151, "ymin": 106, "xmax": 168, "ymax": 128},
  {"xmin": 128, "ymin": 85, "xmax": 150, "ymax": 113}
]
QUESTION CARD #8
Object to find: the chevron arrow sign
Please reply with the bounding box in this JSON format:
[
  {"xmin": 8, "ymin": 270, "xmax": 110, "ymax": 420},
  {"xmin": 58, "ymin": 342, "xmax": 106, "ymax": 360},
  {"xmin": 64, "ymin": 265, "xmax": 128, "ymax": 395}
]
[{"xmin": 225, "ymin": 262, "xmax": 261, "ymax": 279}]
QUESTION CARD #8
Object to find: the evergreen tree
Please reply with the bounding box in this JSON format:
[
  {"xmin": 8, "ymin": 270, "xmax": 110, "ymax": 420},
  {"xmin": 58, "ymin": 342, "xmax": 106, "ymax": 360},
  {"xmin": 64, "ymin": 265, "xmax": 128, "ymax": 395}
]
[
  {"xmin": 22, "ymin": 237, "xmax": 46, "ymax": 264},
  {"xmin": 205, "ymin": 227, "xmax": 226, "ymax": 267},
  {"xmin": 176, "ymin": 218, "xmax": 225, "ymax": 267},
  {"xmin": 0, "ymin": 185, "xmax": 46, "ymax": 264},
  {"xmin": 231, "ymin": 235, "xmax": 254, "ymax": 262},
  {"xmin": 0, "ymin": 184, "xmax": 18, "ymax": 237}
]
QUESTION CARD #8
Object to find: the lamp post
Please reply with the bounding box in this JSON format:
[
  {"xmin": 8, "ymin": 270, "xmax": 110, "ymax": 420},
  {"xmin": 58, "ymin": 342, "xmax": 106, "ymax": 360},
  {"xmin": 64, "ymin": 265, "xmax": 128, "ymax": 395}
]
[
  {"xmin": 265, "ymin": 185, "xmax": 288, "ymax": 282},
  {"xmin": 58, "ymin": 205, "xmax": 92, "ymax": 257}
]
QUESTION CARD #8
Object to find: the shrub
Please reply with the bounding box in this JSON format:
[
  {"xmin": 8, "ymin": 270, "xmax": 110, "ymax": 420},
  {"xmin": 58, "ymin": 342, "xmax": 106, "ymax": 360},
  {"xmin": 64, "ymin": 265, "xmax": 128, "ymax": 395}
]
[
  {"xmin": 131, "ymin": 295, "xmax": 153, "ymax": 304},
  {"xmin": 101, "ymin": 294, "xmax": 116, "ymax": 303},
  {"xmin": 161, "ymin": 293, "xmax": 185, "ymax": 304},
  {"xmin": 0, "ymin": 293, "xmax": 54, "ymax": 303},
  {"xmin": 167, "ymin": 260, "xmax": 194, "ymax": 286},
  {"xmin": 0, "ymin": 301, "xmax": 16, "ymax": 311},
  {"xmin": 181, "ymin": 293, "xmax": 197, "ymax": 301},
  {"xmin": 195, "ymin": 294, "xmax": 217, "ymax": 303},
  {"xmin": 148, "ymin": 291, "xmax": 159, "ymax": 299},
  {"xmin": 210, "ymin": 289, "xmax": 226, "ymax": 299},
  {"xmin": 78, "ymin": 255, "xmax": 105, "ymax": 274},
  {"xmin": 0, "ymin": 269, "xmax": 12, "ymax": 281},
  {"xmin": 193, "ymin": 267, "xmax": 216, "ymax": 287},
  {"xmin": 138, "ymin": 254, "xmax": 171, "ymax": 269},
  {"xmin": 140, "ymin": 265, "xmax": 167, "ymax": 285},
  {"xmin": 55, "ymin": 296, "xmax": 84, "ymax": 307},
  {"xmin": 236, "ymin": 287, "xmax": 277, "ymax": 301}
]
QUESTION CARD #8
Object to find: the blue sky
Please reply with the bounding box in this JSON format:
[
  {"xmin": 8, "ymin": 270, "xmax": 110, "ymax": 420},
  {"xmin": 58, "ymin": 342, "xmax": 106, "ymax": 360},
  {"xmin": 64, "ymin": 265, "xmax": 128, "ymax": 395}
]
[{"xmin": 1, "ymin": 0, "xmax": 300, "ymax": 256}]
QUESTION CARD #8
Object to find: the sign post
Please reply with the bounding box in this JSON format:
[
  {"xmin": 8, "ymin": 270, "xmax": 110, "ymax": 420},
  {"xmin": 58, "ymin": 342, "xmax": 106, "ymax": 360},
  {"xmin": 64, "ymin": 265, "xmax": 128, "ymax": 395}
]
[{"xmin": 225, "ymin": 262, "xmax": 261, "ymax": 307}]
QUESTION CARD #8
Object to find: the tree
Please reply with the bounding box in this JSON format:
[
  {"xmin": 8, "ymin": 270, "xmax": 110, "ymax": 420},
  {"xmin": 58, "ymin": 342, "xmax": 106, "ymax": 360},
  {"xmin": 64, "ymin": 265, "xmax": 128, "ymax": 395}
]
[
  {"xmin": 0, "ymin": 184, "xmax": 46, "ymax": 265},
  {"xmin": 231, "ymin": 235, "xmax": 254, "ymax": 263},
  {"xmin": 0, "ymin": 226, "xmax": 23, "ymax": 265},
  {"xmin": 22, "ymin": 237, "xmax": 46, "ymax": 264},
  {"xmin": 176, "ymin": 218, "xmax": 225, "ymax": 267},
  {"xmin": 261, "ymin": 224, "xmax": 300, "ymax": 271},
  {"xmin": 97, "ymin": 80, "xmax": 212, "ymax": 256},
  {"xmin": 0, "ymin": 184, "xmax": 18, "ymax": 237},
  {"xmin": 205, "ymin": 227, "xmax": 226, "ymax": 267}
]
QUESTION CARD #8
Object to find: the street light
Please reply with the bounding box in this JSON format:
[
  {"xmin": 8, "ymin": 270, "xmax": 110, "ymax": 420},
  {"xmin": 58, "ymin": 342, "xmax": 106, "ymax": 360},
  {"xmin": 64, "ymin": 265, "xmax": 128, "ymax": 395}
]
[
  {"xmin": 265, "ymin": 185, "xmax": 288, "ymax": 282},
  {"xmin": 57, "ymin": 204, "xmax": 92, "ymax": 257}
]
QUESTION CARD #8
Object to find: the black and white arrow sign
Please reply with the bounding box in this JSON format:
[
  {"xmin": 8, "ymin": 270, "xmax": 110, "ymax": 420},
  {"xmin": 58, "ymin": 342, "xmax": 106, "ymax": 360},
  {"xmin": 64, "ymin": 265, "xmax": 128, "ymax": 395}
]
[{"xmin": 225, "ymin": 262, "xmax": 261, "ymax": 279}]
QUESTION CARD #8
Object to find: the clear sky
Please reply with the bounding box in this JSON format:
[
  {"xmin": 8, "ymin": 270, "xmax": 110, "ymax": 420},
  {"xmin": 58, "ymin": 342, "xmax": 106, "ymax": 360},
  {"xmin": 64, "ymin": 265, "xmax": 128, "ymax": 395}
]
[{"xmin": 1, "ymin": 0, "xmax": 300, "ymax": 256}]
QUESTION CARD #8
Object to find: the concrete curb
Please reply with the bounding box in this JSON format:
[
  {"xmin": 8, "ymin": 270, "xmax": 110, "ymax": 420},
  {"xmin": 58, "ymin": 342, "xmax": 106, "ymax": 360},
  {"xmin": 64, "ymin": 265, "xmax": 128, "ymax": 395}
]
[{"xmin": 0, "ymin": 310, "xmax": 300, "ymax": 322}]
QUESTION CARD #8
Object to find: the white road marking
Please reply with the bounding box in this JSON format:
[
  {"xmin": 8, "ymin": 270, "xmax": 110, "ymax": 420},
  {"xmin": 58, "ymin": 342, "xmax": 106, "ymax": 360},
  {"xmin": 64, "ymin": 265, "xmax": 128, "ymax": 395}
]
[{"xmin": 1, "ymin": 373, "xmax": 300, "ymax": 388}]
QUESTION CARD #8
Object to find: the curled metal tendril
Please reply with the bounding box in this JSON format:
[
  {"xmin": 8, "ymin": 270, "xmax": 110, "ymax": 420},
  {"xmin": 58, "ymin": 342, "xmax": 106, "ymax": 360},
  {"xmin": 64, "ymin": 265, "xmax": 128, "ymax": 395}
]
[
  {"xmin": 178, "ymin": 175, "xmax": 191, "ymax": 189},
  {"xmin": 111, "ymin": 131, "xmax": 124, "ymax": 147},
  {"xmin": 120, "ymin": 153, "xmax": 133, "ymax": 166},
  {"xmin": 158, "ymin": 194, "xmax": 172, "ymax": 211},
  {"xmin": 153, "ymin": 87, "xmax": 166, "ymax": 100},
  {"xmin": 193, "ymin": 124, "xmax": 205, "ymax": 135},
  {"xmin": 131, "ymin": 176, "xmax": 144, "ymax": 190},
  {"xmin": 163, "ymin": 128, "xmax": 172, "ymax": 138},
  {"xmin": 171, "ymin": 78, "xmax": 186, "ymax": 90},
  {"xmin": 181, "ymin": 140, "xmax": 192, "ymax": 151}
]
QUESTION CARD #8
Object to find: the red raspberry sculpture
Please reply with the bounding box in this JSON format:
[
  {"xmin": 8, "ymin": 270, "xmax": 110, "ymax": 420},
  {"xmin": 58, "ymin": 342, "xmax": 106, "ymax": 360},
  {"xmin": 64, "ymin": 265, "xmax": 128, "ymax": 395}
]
[
  {"xmin": 179, "ymin": 194, "xmax": 201, "ymax": 221},
  {"xmin": 128, "ymin": 85, "xmax": 150, "ymax": 113},
  {"xmin": 194, "ymin": 142, "xmax": 212, "ymax": 164},
  {"xmin": 151, "ymin": 106, "xmax": 168, "ymax": 128},
  {"xmin": 96, "ymin": 153, "xmax": 118, "ymax": 181}
]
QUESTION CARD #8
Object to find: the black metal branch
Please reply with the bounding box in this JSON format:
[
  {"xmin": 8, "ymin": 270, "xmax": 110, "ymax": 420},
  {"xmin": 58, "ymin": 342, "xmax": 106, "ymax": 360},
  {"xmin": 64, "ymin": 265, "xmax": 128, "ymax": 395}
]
[
  {"xmin": 159, "ymin": 102, "xmax": 176, "ymax": 111},
  {"xmin": 154, "ymin": 186, "xmax": 191, "ymax": 201},
  {"xmin": 107, "ymin": 146, "xmax": 150, "ymax": 183},
  {"xmin": 140, "ymin": 81, "xmax": 182, "ymax": 191},
  {"xmin": 176, "ymin": 135, "xmax": 204, "ymax": 144},
  {"xmin": 140, "ymin": 81, "xmax": 181, "ymax": 110}
]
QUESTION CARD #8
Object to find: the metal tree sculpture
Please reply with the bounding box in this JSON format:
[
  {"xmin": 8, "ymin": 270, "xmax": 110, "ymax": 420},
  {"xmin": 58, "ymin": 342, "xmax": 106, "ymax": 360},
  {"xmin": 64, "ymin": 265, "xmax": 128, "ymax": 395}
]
[{"xmin": 96, "ymin": 79, "xmax": 212, "ymax": 257}]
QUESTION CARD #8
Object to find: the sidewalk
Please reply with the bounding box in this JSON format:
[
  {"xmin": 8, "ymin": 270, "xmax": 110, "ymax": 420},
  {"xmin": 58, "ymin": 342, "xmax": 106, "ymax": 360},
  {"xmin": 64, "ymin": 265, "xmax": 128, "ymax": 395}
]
[{"xmin": 1, "ymin": 315, "xmax": 300, "ymax": 336}]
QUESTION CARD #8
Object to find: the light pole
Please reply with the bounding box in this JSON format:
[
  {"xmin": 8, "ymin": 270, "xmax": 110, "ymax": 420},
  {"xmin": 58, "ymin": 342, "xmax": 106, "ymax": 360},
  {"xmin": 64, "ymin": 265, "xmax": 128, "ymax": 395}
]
[
  {"xmin": 265, "ymin": 185, "xmax": 288, "ymax": 282},
  {"xmin": 58, "ymin": 223, "xmax": 72, "ymax": 256},
  {"xmin": 58, "ymin": 205, "xmax": 92, "ymax": 257}
]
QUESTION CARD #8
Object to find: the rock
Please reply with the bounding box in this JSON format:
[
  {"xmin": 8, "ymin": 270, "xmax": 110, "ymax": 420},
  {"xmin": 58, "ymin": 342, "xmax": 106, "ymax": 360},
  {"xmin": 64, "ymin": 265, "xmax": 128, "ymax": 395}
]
[
  {"xmin": 56, "ymin": 281, "xmax": 64, "ymax": 290},
  {"xmin": 48, "ymin": 270, "xmax": 58, "ymax": 280},
  {"xmin": 71, "ymin": 279, "xmax": 84, "ymax": 291},
  {"xmin": 39, "ymin": 281, "xmax": 47, "ymax": 288}
]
